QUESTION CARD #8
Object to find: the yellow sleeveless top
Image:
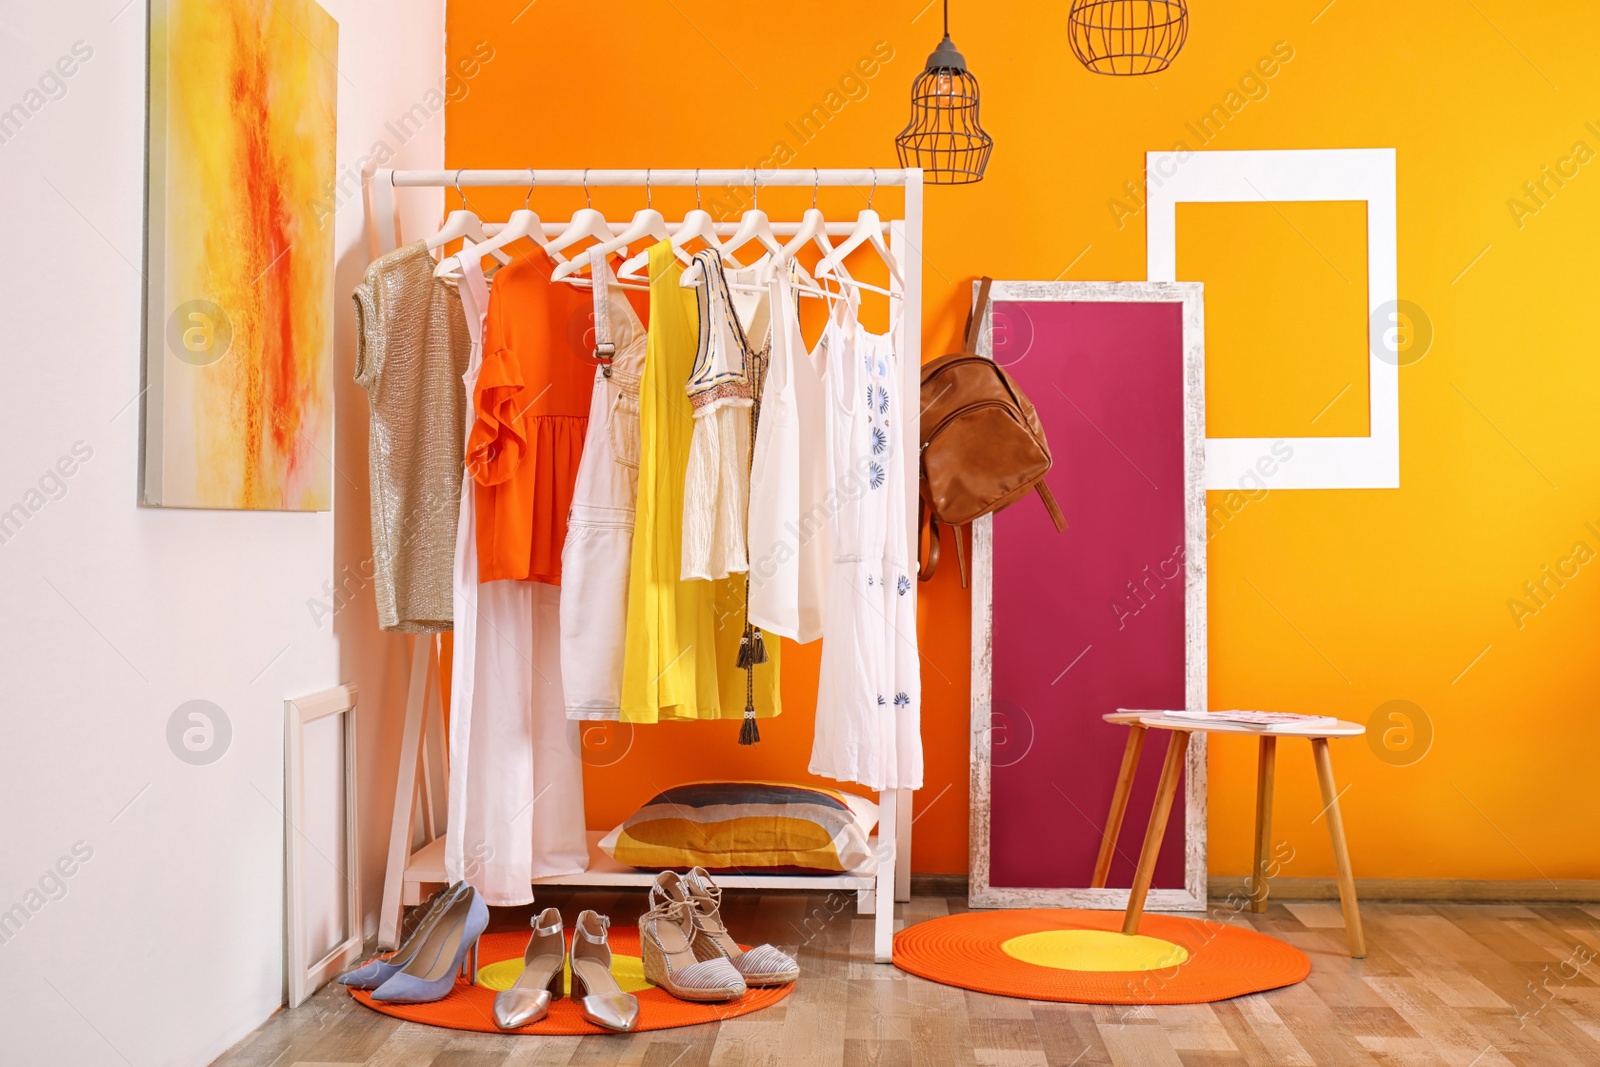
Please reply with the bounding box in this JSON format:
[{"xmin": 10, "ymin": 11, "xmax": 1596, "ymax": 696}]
[{"xmin": 620, "ymin": 240, "xmax": 780, "ymax": 723}]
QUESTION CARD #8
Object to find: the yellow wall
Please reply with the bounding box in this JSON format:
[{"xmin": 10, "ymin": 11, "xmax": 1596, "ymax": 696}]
[{"xmin": 446, "ymin": 1, "xmax": 1600, "ymax": 880}]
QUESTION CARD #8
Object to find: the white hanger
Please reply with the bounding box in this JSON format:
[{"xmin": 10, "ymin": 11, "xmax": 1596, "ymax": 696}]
[
  {"xmin": 681, "ymin": 175, "xmax": 781, "ymax": 288},
  {"xmin": 551, "ymin": 171, "xmax": 670, "ymax": 282},
  {"xmin": 425, "ymin": 172, "xmax": 512, "ymax": 265},
  {"xmin": 543, "ymin": 170, "xmax": 616, "ymax": 261},
  {"xmin": 762, "ymin": 169, "xmax": 840, "ymax": 284},
  {"xmin": 815, "ymin": 168, "xmax": 903, "ymax": 287},
  {"xmin": 754, "ymin": 172, "xmax": 897, "ymax": 302},
  {"xmin": 618, "ymin": 170, "xmax": 716, "ymax": 282},
  {"xmin": 668, "ymin": 209, "xmax": 724, "ymax": 259},
  {"xmin": 436, "ymin": 170, "xmax": 544, "ymax": 278}
]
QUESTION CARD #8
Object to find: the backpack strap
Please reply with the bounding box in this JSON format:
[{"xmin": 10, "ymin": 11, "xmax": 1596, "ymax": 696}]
[
  {"xmin": 952, "ymin": 521, "xmax": 970, "ymax": 589},
  {"xmin": 918, "ymin": 499, "xmax": 941, "ymax": 582},
  {"xmin": 1037, "ymin": 482, "xmax": 1067, "ymax": 533},
  {"xmin": 917, "ymin": 509, "xmax": 973, "ymax": 589},
  {"xmin": 963, "ymin": 276, "xmax": 994, "ymax": 354}
]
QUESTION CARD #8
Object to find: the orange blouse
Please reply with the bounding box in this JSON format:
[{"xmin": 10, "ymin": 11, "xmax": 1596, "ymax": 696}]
[{"xmin": 468, "ymin": 250, "xmax": 596, "ymax": 584}]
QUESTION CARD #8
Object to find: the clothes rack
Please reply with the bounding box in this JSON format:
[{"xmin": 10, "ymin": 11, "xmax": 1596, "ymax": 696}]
[{"xmin": 363, "ymin": 165, "xmax": 923, "ymax": 964}]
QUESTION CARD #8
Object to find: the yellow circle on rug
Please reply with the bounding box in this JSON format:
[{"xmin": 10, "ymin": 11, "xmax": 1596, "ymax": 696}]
[
  {"xmin": 1001, "ymin": 929, "xmax": 1189, "ymax": 972},
  {"xmin": 476, "ymin": 955, "xmax": 651, "ymax": 995}
]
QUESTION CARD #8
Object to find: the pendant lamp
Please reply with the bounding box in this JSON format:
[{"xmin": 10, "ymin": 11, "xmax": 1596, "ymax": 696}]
[
  {"xmin": 1068, "ymin": 0, "xmax": 1189, "ymax": 76},
  {"xmin": 895, "ymin": 0, "xmax": 993, "ymax": 185}
]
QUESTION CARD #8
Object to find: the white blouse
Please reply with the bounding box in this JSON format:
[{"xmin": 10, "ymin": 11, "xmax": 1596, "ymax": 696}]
[{"xmin": 680, "ymin": 251, "xmax": 771, "ymax": 581}]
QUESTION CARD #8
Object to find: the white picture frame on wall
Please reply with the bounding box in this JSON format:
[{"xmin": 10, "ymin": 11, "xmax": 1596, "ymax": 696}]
[
  {"xmin": 968, "ymin": 280, "xmax": 1208, "ymax": 912},
  {"xmin": 1145, "ymin": 147, "xmax": 1398, "ymax": 490},
  {"xmin": 285, "ymin": 684, "xmax": 361, "ymax": 1008}
]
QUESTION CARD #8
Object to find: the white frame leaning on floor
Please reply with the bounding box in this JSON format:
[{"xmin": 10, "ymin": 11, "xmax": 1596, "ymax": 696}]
[
  {"xmin": 285, "ymin": 684, "xmax": 363, "ymax": 1008},
  {"xmin": 967, "ymin": 280, "xmax": 1209, "ymax": 912}
]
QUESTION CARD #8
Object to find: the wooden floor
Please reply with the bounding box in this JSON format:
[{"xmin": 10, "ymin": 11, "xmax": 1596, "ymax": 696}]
[{"xmin": 214, "ymin": 891, "xmax": 1600, "ymax": 1067}]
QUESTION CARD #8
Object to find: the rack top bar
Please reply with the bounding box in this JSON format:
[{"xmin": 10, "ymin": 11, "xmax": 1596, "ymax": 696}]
[{"xmin": 382, "ymin": 168, "xmax": 917, "ymax": 188}]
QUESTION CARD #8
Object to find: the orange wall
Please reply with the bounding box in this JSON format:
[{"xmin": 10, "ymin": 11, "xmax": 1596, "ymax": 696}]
[{"xmin": 446, "ymin": 1, "xmax": 1600, "ymax": 879}]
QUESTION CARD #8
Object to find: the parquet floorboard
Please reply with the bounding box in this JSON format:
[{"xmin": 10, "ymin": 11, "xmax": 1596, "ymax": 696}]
[{"xmin": 211, "ymin": 895, "xmax": 1600, "ymax": 1067}]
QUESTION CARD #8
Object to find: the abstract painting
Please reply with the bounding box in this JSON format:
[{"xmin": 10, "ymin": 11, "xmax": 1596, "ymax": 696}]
[{"xmin": 143, "ymin": 0, "xmax": 337, "ymax": 510}]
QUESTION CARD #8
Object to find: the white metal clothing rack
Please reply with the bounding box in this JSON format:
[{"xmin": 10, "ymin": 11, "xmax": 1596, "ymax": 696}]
[{"xmin": 363, "ymin": 166, "xmax": 923, "ymax": 964}]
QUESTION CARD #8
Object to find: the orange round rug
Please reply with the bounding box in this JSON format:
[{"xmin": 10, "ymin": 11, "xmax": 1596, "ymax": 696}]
[
  {"xmin": 893, "ymin": 909, "xmax": 1309, "ymax": 1004},
  {"xmin": 350, "ymin": 927, "xmax": 791, "ymax": 1034}
]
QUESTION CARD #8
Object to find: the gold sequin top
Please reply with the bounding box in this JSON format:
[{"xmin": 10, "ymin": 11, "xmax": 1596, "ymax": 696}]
[{"xmin": 353, "ymin": 241, "xmax": 470, "ymax": 633}]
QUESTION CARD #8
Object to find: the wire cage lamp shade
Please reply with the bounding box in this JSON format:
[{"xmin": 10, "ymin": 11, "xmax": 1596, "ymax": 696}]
[
  {"xmin": 1068, "ymin": 0, "xmax": 1189, "ymax": 76},
  {"xmin": 895, "ymin": 1, "xmax": 993, "ymax": 185}
]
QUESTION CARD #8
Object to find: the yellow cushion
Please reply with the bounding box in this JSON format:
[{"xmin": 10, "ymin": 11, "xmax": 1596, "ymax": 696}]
[{"xmin": 601, "ymin": 781, "xmax": 877, "ymax": 874}]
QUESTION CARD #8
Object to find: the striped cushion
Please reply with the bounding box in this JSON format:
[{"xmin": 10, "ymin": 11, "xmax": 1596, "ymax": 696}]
[{"xmin": 600, "ymin": 781, "xmax": 878, "ymax": 874}]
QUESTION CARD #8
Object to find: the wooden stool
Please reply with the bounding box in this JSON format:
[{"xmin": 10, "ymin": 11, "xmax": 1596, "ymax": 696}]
[{"xmin": 1091, "ymin": 710, "xmax": 1368, "ymax": 958}]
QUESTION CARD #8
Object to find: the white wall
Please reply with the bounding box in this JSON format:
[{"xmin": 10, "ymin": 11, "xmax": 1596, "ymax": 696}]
[{"xmin": 0, "ymin": 3, "xmax": 444, "ymax": 1064}]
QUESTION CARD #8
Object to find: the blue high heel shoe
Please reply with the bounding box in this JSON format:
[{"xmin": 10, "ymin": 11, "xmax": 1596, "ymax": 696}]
[
  {"xmin": 370, "ymin": 886, "xmax": 489, "ymax": 1005},
  {"xmin": 339, "ymin": 881, "xmax": 469, "ymax": 990}
]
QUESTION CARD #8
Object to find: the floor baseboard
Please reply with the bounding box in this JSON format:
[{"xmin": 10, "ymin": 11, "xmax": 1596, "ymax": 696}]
[
  {"xmin": 911, "ymin": 875, "xmax": 1600, "ymax": 903},
  {"xmin": 1208, "ymin": 876, "xmax": 1600, "ymax": 903},
  {"xmin": 909, "ymin": 873, "xmax": 970, "ymax": 897}
]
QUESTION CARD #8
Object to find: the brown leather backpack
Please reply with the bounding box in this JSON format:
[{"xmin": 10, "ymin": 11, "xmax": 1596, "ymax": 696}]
[{"xmin": 919, "ymin": 278, "xmax": 1065, "ymax": 587}]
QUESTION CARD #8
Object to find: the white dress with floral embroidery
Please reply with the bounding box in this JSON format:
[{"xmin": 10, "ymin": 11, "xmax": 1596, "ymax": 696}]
[{"xmin": 810, "ymin": 290, "xmax": 923, "ymax": 792}]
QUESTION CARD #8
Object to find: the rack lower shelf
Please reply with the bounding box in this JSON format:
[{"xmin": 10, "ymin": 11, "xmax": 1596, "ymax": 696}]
[
  {"xmin": 404, "ymin": 831, "xmax": 878, "ymax": 899},
  {"xmin": 400, "ymin": 831, "xmax": 896, "ymax": 966}
]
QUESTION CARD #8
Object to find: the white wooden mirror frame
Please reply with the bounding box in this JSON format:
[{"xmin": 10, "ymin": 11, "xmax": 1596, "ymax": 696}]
[{"xmin": 967, "ymin": 280, "xmax": 1208, "ymax": 911}]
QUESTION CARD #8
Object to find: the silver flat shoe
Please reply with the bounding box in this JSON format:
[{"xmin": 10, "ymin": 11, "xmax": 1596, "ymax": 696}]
[
  {"xmin": 493, "ymin": 907, "xmax": 565, "ymax": 1030},
  {"xmin": 570, "ymin": 910, "xmax": 640, "ymax": 1032}
]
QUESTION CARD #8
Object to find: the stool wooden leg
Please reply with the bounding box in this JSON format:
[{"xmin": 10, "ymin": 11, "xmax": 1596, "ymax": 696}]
[
  {"xmin": 1250, "ymin": 736, "xmax": 1277, "ymax": 913},
  {"xmin": 1092, "ymin": 725, "xmax": 1147, "ymax": 889},
  {"xmin": 1122, "ymin": 730, "xmax": 1190, "ymax": 936},
  {"xmin": 1311, "ymin": 737, "xmax": 1366, "ymax": 958}
]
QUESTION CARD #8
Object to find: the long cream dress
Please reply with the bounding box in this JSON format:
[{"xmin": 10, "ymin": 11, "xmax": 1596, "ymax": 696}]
[{"xmin": 445, "ymin": 251, "xmax": 589, "ymax": 902}]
